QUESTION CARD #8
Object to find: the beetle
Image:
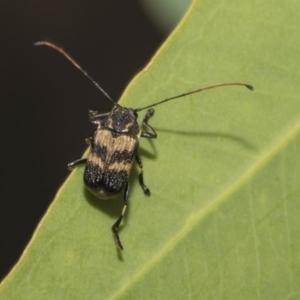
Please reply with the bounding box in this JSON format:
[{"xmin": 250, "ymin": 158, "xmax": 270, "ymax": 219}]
[{"xmin": 35, "ymin": 41, "xmax": 253, "ymax": 250}]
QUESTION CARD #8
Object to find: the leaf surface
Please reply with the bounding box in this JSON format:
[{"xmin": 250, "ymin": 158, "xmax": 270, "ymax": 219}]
[{"xmin": 1, "ymin": 0, "xmax": 300, "ymax": 299}]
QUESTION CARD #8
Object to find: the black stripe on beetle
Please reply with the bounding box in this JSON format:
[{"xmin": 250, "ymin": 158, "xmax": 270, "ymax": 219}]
[{"xmin": 35, "ymin": 41, "xmax": 254, "ymax": 251}]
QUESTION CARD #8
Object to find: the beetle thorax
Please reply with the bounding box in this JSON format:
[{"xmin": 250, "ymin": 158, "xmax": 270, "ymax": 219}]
[{"xmin": 103, "ymin": 106, "xmax": 140, "ymax": 135}]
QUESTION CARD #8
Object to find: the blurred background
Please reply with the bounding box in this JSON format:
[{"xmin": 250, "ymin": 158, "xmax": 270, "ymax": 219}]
[{"xmin": 0, "ymin": 0, "xmax": 191, "ymax": 281}]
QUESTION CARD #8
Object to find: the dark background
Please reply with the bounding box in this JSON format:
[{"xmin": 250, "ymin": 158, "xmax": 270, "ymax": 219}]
[{"xmin": 0, "ymin": 0, "xmax": 165, "ymax": 280}]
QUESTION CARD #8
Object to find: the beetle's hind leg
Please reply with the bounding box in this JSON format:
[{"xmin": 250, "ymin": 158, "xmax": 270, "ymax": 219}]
[
  {"xmin": 136, "ymin": 154, "xmax": 150, "ymax": 196},
  {"xmin": 112, "ymin": 182, "xmax": 130, "ymax": 251}
]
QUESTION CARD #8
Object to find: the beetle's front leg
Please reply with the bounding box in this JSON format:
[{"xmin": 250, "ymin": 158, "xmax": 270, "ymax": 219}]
[
  {"xmin": 112, "ymin": 182, "xmax": 130, "ymax": 251},
  {"xmin": 140, "ymin": 109, "xmax": 157, "ymax": 138},
  {"xmin": 89, "ymin": 110, "xmax": 110, "ymax": 125}
]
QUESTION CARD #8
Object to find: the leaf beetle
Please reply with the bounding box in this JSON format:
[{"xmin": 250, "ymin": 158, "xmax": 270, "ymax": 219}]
[{"xmin": 35, "ymin": 41, "xmax": 253, "ymax": 250}]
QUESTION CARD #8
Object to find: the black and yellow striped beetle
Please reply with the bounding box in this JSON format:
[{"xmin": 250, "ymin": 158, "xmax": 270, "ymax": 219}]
[{"xmin": 35, "ymin": 41, "xmax": 253, "ymax": 250}]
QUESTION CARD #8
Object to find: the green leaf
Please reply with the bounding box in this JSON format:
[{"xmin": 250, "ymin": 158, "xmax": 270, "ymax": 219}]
[{"xmin": 1, "ymin": 0, "xmax": 300, "ymax": 299}]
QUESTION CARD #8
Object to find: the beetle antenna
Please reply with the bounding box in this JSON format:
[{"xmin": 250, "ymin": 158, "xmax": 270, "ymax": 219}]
[
  {"xmin": 135, "ymin": 82, "xmax": 254, "ymax": 112},
  {"xmin": 34, "ymin": 41, "xmax": 117, "ymax": 105}
]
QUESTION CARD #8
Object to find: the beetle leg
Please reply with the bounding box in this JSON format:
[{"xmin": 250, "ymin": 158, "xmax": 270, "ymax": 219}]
[
  {"xmin": 85, "ymin": 136, "xmax": 93, "ymax": 144},
  {"xmin": 88, "ymin": 109, "xmax": 100, "ymax": 118},
  {"xmin": 67, "ymin": 158, "xmax": 87, "ymax": 170},
  {"xmin": 89, "ymin": 111, "xmax": 110, "ymax": 125},
  {"xmin": 141, "ymin": 109, "xmax": 157, "ymax": 138},
  {"xmin": 112, "ymin": 182, "xmax": 130, "ymax": 251},
  {"xmin": 135, "ymin": 154, "xmax": 150, "ymax": 195}
]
